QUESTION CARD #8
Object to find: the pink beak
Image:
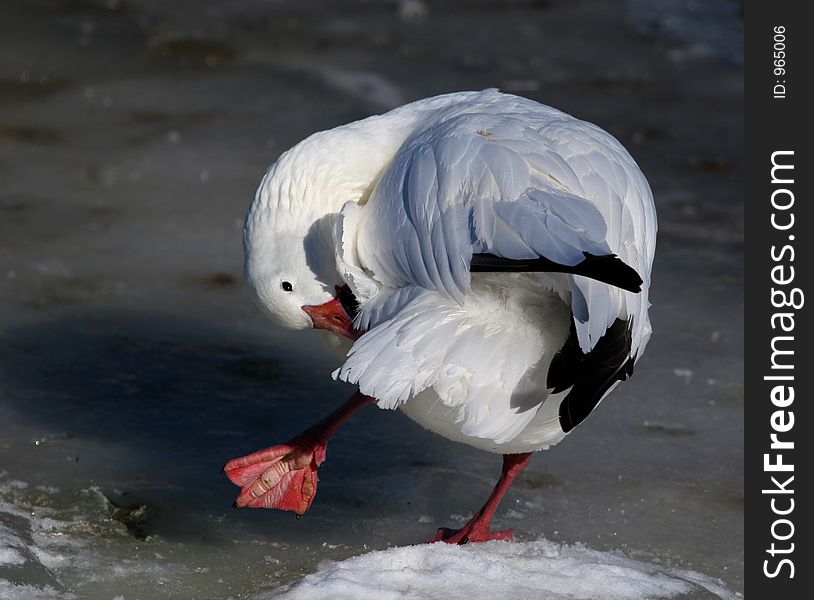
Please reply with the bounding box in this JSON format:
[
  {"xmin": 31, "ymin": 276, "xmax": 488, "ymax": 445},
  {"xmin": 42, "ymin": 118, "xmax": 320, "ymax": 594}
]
[{"xmin": 302, "ymin": 287, "xmax": 361, "ymax": 341}]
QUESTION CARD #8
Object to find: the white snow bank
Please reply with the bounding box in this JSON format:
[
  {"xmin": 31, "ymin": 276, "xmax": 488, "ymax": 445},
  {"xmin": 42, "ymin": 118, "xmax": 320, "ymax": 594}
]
[{"xmin": 264, "ymin": 540, "xmax": 736, "ymax": 600}]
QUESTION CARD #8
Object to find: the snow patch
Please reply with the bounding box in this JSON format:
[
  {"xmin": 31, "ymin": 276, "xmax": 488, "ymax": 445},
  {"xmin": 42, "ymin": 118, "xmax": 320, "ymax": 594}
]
[
  {"xmin": 0, "ymin": 520, "xmax": 27, "ymax": 566},
  {"xmin": 263, "ymin": 540, "xmax": 736, "ymax": 600},
  {"xmin": 0, "ymin": 581, "xmax": 75, "ymax": 600},
  {"xmin": 0, "ymin": 546, "xmax": 26, "ymax": 566}
]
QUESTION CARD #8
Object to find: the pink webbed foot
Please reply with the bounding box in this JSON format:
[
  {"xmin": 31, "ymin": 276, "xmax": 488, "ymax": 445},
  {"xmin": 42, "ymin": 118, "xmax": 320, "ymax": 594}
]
[
  {"xmin": 430, "ymin": 519, "xmax": 515, "ymax": 544},
  {"xmin": 224, "ymin": 437, "xmax": 326, "ymax": 515}
]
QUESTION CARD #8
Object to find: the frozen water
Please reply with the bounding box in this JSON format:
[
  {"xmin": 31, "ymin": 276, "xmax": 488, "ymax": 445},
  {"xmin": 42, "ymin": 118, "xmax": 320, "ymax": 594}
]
[
  {"xmin": 2, "ymin": 468, "xmax": 737, "ymax": 600},
  {"xmin": 0, "ymin": 475, "xmax": 188, "ymax": 599},
  {"xmin": 0, "ymin": 582, "xmax": 73, "ymax": 600},
  {"xmin": 264, "ymin": 541, "xmax": 735, "ymax": 600},
  {"xmin": 626, "ymin": 0, "xmax": 743, "ymax": 65},
  {"xmin": 1, "ymin": 0, "xmax": 742, "ymax": 598}
]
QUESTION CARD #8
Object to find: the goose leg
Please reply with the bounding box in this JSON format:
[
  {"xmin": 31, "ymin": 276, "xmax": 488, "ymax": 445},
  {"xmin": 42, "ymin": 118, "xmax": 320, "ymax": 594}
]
[
  {"xmin": 224, "ymin": 392, "xmax": 374, "ymax": 514},
  {"xmin": 431, "ymin": 452, "xmax": 532, "ymax": 544}
]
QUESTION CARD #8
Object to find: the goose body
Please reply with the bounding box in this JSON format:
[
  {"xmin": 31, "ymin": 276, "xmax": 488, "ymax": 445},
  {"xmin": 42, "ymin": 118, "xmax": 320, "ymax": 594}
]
[
  {"xmin": 227, "ymin": 90, "xmax": 656, "ymax": 540},
  {"xmin": 245, "ymin": 89, "xmax": 656, "ymax": 452}
]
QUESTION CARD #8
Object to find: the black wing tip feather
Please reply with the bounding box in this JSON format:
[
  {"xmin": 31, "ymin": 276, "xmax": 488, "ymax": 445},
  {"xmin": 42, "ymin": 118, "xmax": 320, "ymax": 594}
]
[
  {"xmin": 470, "ymin": 252, "xmax": 643, "ymax": 293},
  {"xmin": 578, "ymin": 252, "xmax": 643, "ymax": 293},
  {"xmin": 549, "ymin": 317, "xmax": 636, "ymax": 434}
]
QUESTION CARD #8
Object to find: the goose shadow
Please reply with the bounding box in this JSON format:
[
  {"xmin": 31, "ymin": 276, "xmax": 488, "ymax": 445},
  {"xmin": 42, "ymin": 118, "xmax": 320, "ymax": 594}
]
[{"xmin": 0, "ymin": 308, "xmax": 447, "ymax": 542}]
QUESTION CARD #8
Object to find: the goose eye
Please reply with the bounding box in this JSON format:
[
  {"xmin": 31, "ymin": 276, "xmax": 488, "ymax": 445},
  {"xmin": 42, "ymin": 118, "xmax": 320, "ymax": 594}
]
[{"xmin": 281, "ymin": 281, "xmax": 293, "ymax": 292}]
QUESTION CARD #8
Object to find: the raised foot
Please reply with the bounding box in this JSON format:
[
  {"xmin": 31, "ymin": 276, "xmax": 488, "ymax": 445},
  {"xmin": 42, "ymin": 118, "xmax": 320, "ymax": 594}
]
[
  {"xmin": 430, "ymin": 524, "xmax": 515, "ymax": 545},
  {"xmin": 223, "ymin": 437, "xmax": 326, "ymax": 514}
]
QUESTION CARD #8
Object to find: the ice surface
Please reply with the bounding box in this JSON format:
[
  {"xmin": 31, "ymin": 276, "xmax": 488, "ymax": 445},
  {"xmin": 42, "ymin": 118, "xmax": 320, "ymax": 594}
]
[
  {"xmin": 0, "ymin": 582, "xmax": 73, "ymax": 600},
  {"xmin": 626, "ymin": 0, "xmax": 743, "ymax": 64},
  {"xmin": 264, "ymin": 541, "xmax": 735, "ymax": 600},
  {"xmin": 0, "ymin": 547, "xmax": 26, "ymax": 567},
  {"xmin": 0, "ymin": 476, "xmax": 183, "ymax": 600}
]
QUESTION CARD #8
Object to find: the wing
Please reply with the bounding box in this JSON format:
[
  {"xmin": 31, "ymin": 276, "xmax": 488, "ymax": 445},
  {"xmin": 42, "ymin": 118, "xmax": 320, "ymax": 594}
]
[
  {"xmin": 539, "ymin": 118, "xmax": 657, "ymax": 357},
  {"xmin": 547, "ymin": 317, "xmax": 635, "ymax": 433},
  {"xmin": 336, "ymin": 106, "xmax": 656, "ymax": 355}
]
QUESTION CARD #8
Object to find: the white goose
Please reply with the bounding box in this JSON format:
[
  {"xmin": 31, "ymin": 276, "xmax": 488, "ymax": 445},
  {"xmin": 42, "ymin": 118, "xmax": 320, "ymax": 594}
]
[{"xmin": 224, "ymin": 90, "xmax": 656, "ymax": 543}]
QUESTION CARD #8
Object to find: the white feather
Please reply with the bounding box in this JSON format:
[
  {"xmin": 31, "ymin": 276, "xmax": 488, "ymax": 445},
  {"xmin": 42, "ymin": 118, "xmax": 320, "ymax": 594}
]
[
  {"xmin": 336, "ymin": 93, "xmax": 656, "ymax": 356},
  {"xmin": 334, "ymin": 276, "xmax": 572, "ymax": 445}
]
